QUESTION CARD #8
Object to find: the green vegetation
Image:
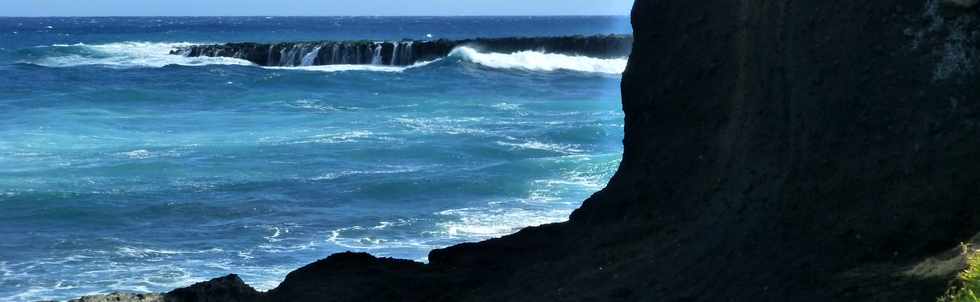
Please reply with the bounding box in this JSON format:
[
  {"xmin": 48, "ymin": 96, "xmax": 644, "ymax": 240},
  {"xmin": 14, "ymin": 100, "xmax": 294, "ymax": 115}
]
[{"xmin": 941, "ymin": 245, "xmax": 980, "ymax": 302}]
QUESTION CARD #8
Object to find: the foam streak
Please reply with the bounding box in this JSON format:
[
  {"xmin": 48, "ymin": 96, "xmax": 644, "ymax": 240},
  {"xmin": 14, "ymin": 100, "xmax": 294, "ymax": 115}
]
[{"xmin": 449, "ymin": 46, "xmax": 627, "ymax": 74}]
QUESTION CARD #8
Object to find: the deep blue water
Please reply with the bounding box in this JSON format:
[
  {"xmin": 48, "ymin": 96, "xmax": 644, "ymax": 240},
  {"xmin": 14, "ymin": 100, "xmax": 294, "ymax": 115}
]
[{"xmin": 0, "ymin": 17, "xmax": 627, "ymax": 301}]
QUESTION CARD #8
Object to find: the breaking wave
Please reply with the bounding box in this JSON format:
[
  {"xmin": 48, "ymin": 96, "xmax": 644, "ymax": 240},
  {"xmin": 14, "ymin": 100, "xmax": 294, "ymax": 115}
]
[
  {"xmin": 24, "ymin": 42, "xmax": 255, "ymax": 68},
  {"xmin": 449, "ymin": 46, "xmax": 627, "ymax": 74},
  {"xmin": 262, "ymin": 59, "xmax": 438, "ymax": 73}
]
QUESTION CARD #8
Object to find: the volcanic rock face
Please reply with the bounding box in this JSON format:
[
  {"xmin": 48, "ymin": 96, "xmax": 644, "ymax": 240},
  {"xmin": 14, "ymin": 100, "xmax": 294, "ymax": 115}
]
[
  {"xmin": 77, "ymin": 0, "xmax": 980, "ymax": 301},
  {"xmin": 945, "ymin": 0, "xmax": 978, "ymax": 8},
  {"xmin": 170, "ymin": 35, "xmax": 634, "ymax": 66},
  {"xmin": 166, "ymin": 275, "xmax": 260, "ymax": 302},
  {"xmin": 566, "ymin": 0, "xmax": 980, "ymax": 300},
  {"xmin": 579, "ymin": 0, "xmax": 980, "ymax": 298}
]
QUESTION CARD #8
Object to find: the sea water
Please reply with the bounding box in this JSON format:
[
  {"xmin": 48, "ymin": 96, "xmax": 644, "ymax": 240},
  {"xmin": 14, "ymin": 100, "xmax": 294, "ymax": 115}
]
[{"xmin": 0, "ymin": 16, "xmax": 628, "ymax": 301}]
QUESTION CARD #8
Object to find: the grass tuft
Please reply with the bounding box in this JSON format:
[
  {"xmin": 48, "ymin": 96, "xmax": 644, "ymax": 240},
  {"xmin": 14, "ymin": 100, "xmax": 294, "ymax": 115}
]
[{"xmin": 940, "ymin": 244, "xmax": 980, "ymax": 302}]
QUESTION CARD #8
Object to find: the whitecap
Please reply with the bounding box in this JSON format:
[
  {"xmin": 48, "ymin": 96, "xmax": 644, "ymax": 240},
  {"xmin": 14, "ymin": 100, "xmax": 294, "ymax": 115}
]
[
  {"xmin": 264, "ymin": 226, "xmax": 284, "ymax": 242},
  {"xmin": 115, "ymin": 246, "xmax": 223, "ymax": 259},
  {"xmin": 372, "ymin": 218, "xmax": 414, "ymax": 230},
  {"xmin": 495, "ymin": 140, "xmax": 584, "ymax": 155},
  {"xmin": 490, "ymin": 102, "xmax": 522, "ymax": 111},
  {"xmin": 394, "ymin": 117, "xmax": 491, "ymax": 136},
  {"xmin": 258, "ymin": 242, "xmax": 319, "ymax": 254},
  {"xmin": 311, "ymin": 166, "xmax": 427, "ymax": 181},
  {"xmin": 116, "ymin": 247, "xmax": 181, "ymax": 258},
  {"xmin": 449, "ymin": 46, "xmax": 627, "ymax": 74},
  {"xmin": 122, "ymin": 149, "xmax": 152, "ymax": 160},
  {"xmin": 327, "ymin": 232, "xmax": 435, "ymax": 251},
  {"xmin": 263, "ymin": 59, "xmax": 438, "ymax": 73},
  {"xmin": 435, "ymin": 206, "xmax": 571, "ymax": 239},
  {"xmin": 7, "ymin": 286, "xmax": 51, "ymax": 302},
  {"xmin": 0, "ymin": 255, "xmax": 199, "ymax": 302},
  {"xmin": 287, "ymin": 99, "xmax": 360, "ymax": 112},
  {"xmin": 284, "ymin": 130, "xmax": 374, "ymax": 145},
  {"xmin": 323, "ymin": 218, "xmax": 437, "ymax": 251},
  {"xmin": 53, "ymin": 281, "xmax": 79, "ymax": 290},
  {"xmin": 28, "ymin": 42, "xmax": 255, "ymax": 68},
  {"xmin": 237, "ymin": 250, "xmax": 255, "ymax": 260}
]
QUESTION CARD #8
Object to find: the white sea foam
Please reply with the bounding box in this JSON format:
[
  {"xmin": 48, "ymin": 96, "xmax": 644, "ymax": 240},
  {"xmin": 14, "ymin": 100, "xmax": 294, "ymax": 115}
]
[
  {"xmin": 255, "ymin": 240, "xmax": 319, "ymax": 254},
  {"xmin": 279, "ymin": 130, "xmax": 375, "ymax": 145},
  {"xmin": 436, "ymin": 206, "xmax": 571, "ymax": 238},
  {"xmin": 7, "ymin": 287, "xmax": 52, "ymax": 302},
  {"xmin": 1, "ymin": 253, "xmax": 207, "ymax": 302},
  {"xmin": 393, "ymin": 117, "xmax": 492, "ymax": 136},
  {"xmin": 116, "ymin": 246, "xmax": 223, "ymax": 259},
  {"xmin": 287, "ymin": 99, "xmax": 361, "ymax": 112},
  {"xmin": 372, "ymin": 218, "xmax": 414, "ymax": 230},
  {"xmin": 31, "ymin": 42, "xmax": 255, "ymax": 68},
  {"xmin": 311, "ymin": 165, "xmax": 427, "ymax": 181},
  {"xmin": 263, "ymin": 226, "xmax": 289, "ymax": 242},
  {"xmin": 324, "ymin": 218, "xmax": 438, "ymax": 253},
  {"xmin": 321, "ymin": 154, "xmax": 615, "ymax": 249},
  {"xmin": 122, "ymin": 149, "xmax": 152, "ymax": 160},
  {"xmin": 449, "ymin": 46, "xmax": 628, "ymax": 74},
  {"xmin": 490, "ymin": 102, "xmax": 522, "ymax": 111},
  {"xmin": 263, "ymin": 59, "xmax": 438, "ymax": 73},
  {"xmin": 495, "ymin": 139, "xmax": 584, "ymax": 155},
  {"xmin": 432, "ymin": 154, "xmax": 620, "ymax": 239}
]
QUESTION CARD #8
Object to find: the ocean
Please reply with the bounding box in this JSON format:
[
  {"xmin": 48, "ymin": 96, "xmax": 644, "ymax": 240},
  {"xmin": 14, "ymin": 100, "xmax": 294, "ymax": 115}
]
[{"xmin": 0, "ymin": 16, "xmax": 628, "ymax": 301}]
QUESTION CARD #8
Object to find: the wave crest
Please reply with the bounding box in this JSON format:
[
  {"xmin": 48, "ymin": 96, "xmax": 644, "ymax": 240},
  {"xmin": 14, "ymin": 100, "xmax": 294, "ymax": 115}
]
[
  {"xmin": 25, "ymin": 42, "xmax": 255, "ymax": 68},
  {"xmin": 449, "ymin": 46, "xmax": 627, "ymax": 74},
  {"xmin": 263, "ymin": 59, "xmax": 438, "ymax": 73}
]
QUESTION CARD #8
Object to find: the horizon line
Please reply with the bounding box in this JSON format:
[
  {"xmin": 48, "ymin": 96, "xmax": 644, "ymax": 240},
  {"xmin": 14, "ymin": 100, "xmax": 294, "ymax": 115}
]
[{"xmin": 0, "ymin": 14, "xmax": 629, "ymax": 18}]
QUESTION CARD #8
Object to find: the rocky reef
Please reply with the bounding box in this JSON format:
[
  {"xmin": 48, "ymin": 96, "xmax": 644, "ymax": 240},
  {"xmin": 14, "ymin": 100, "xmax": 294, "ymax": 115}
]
[
  {"xmin": 62, "ymin": 293, "xmax": 163, "ymax": 302},
  {"xmin": 170, "ymin": 35, "xmax": 633, "ymax": 66},
  {"xmin": 76, "ymin": 0, "xmax": 980, "ymax": 301}
]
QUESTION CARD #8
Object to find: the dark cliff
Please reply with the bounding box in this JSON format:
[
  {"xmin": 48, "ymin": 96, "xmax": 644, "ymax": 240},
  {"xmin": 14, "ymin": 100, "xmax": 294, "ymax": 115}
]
[
  {"xmin": 89, "ymin": 0, "xmax": 980, "ymax": 301},
  {"xmin": 171, "ymin": 35, "xmax": 633, "ymax": 67}
]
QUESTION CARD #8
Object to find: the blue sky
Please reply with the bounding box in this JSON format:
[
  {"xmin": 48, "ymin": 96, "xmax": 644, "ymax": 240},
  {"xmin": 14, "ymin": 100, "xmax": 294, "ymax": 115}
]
[{"xmin": 3, "ymin": 0, "xmax": 634, "ymax": 17}]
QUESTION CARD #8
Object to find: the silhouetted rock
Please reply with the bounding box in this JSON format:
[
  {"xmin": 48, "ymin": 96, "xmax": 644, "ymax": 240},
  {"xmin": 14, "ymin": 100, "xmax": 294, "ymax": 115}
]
[
  {"xmin": 263, "ymin": 252, "xmax": 468, "ymax": 302},
  {"xmin": 165, "ymin": 275, "xmax": 259, "ymax": 302}
]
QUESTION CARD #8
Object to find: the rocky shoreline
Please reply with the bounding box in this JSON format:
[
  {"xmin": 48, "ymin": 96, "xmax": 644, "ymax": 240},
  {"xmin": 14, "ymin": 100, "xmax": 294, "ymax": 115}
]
[
  {"xmin": 68, "ymin": 0, "xmax": 980, "ymax": 301},
  {"xmin": 171, "ymin": 35, "xmax": 633, "ymax": 67}
]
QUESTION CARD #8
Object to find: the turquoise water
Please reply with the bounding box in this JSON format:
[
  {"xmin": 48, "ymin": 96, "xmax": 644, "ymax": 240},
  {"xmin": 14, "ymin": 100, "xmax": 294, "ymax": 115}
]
[{"xmin": 0, "ymin": 17, "xmax": 627, "ymax": 301}]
